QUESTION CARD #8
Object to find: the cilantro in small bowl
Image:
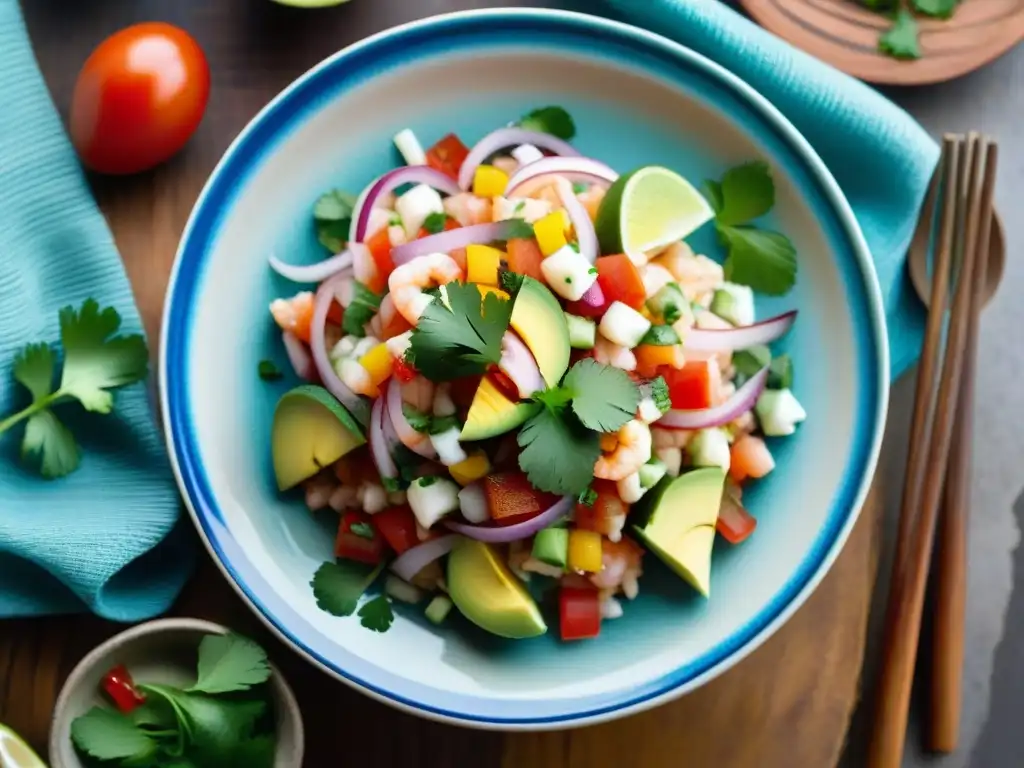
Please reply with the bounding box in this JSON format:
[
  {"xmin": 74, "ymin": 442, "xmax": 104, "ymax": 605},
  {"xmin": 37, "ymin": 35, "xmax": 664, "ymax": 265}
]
[{"xmin": 48, "ymin": 619, "xmax": 303, "ymax": 768}]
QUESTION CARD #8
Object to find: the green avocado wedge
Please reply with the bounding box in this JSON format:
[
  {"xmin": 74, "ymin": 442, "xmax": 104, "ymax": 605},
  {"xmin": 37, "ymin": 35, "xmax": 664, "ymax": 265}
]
[{"xmin": 508, "ymin": 277, "xmax": 571, "ymax": 388}]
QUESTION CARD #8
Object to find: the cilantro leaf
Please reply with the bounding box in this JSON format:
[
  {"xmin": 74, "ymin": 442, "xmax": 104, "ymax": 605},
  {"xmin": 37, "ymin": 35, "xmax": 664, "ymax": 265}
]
[
  {"xmin": 428, "ymin": 414, "xmax": 460, "ymax": 435},
  {"xmin": 563, "ymin": 359, "xmax": 640, "ymax": 433},
  {"xmin": 317, "ymin": 220, "xmax": 350, "ymax": 254},
  {"xmin": 70, "ymin": 706, "xmax": 157, "ymax": 761},
  {"xmin": 716, "ymin": 161, "xmax": 774, "ymax": 226},
  {"xmin": 718, "ymin": 225, "xmax": 797, "ymax": 296},
  {"xmin": 646, "ymin": 376, "xmax": 671, "ymax": 413},
  {"xmin": 58, "ymin": 299, "xmax": 148, "ymax": 414},
  {"xmin": 408, "ymin": 281, "xmax": 513, "ymax": 381},
  {"xmin": 518, "ymin": 106, "xmax": 576, "ymax": 140},
  {"xmin": 879, "ymin": 10, "xmax": 921, "ymax": 60},
  {"xmin": 358, "ymin": 594, "xmax": 395, "ymax": 632},
  {"xmin": 22, "ymin": 409, "xmax": 80, "ymax": 478},
  {"xmin": 501, "ymin": 219, "xmax": 536, "ymax": 240},
  {"xmin": 912, "ymin": 0, "xmax": 958, "ymax": 16},
  {"xmin": 163, "ymin": 689, "xmax": 266, "ymax": 763},
  {"xmin": 258, "ymin": 360, "xmax": 283, "ymax": 381},
  {"xmin": 189, "ymin": 633, "xmax": 271, "ymax": 694},
  {"xmin": 533, "ymin": 386, "xmax": 574, "ymax": 410},
  {"xmin": 578, "ymin": 486, "xmax": 598, "ymax": 506},
  {"xmin": 350, "ymin": 521, "xmax": 375, "ymax": 539},
  {"xmin": 702, "ymin": 180, "xmax": 723, "ymax": 215},
  {"xmin": 498, "ymin": 268, "xmax": 525, "ymax": 296},
  {"xmin": 223, "ymin": 734, "xmax": 276, "ymax": 768},
  {"xmin": 402, "ymin": 403, "xmax": 433, "ymax": 433},
  {"xmin": 311, "ymin": 560, "xmax": 385, "ymax": 617},
  {"xmin": 518, "ymin": 407, "xmax": 600, "ymax": 496},
  {"xmin": 342, "ymin": 282, "xmax": 383, "ymax": 337},
  {"xmin": 422, "ymin": 212, "xmax": 449, "ymax": 235},
  {"xmin": 314, "ymin": 189, "xmax": 357, "ymax": 221},
  {"xmin": 13, "ymin": 343, "xmax": 54, "ymax": 402}
]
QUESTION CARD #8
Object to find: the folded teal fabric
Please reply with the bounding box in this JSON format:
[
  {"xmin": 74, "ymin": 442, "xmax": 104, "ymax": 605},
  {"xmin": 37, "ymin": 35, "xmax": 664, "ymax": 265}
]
[
  {"xmin": 0, "ymin": 0, "xmax": 193, "ymax": 620},
  {"xmin": 592, "ymin": 0, "xmax": 936, "ymax": 377}
]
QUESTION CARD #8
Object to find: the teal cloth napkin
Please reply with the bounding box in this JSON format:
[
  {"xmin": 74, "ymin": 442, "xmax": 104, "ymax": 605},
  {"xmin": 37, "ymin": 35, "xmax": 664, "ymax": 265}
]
[
  {"xmin": 0, "ymin": 0, "xmax": 193, "ymax": 620},
  {"xmin": 593, "ymin": 0, "xmax": 937, "ymax": 377}
]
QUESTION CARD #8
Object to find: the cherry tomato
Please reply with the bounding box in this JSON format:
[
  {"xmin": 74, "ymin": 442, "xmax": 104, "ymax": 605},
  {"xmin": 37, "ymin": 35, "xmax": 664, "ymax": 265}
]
[
  {"xmin": 425, "ymin": 133, "xmax": 471, "ymax": 181},
  {"xmin": 70, "ymin": 23, "xmax": 210, "ymax": 175},
  {"xmin": 335, "ymin": 511, "xmax": 386, "ymax": 564},
  {"xmin": 559, "ymin": 587, "xmax": 602, "ymax": 641}
]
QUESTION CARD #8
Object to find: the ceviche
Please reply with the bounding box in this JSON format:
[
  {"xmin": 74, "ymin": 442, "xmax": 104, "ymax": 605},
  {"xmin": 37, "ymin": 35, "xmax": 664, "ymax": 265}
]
[{"xmin": 264, "ymin": 107, "xmax": 805, "ymax": 641}]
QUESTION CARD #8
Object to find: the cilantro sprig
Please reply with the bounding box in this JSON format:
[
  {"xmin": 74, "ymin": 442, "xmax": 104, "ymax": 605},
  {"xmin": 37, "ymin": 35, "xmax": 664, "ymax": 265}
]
[
  {"xmin": 517, "ymin": 106, "xmax": 576, "ymax": 141},
  {"xmin": 704, "ymin": 161, "xmax": 797, "ymax": 297},
  {"xmin": 311, "ymin": 558, "xmax": 398, "ymax": 634},
  {"xmin": 879, "ymin": 10, "xmax": 922, "ymax": 59},
  {"xmin": 0, "ymin": 299, "xmax": 149, "ymax": 478},
  {"xmin": 342, "ymin": 282, "xmax": 383, "ymax": 338},
  {"xmin": 313, "ymin": 189, "xmax": 357, "ymax": 253},
  {"xmin": 70, "ymin": 633, "xmax": 276, "ymax": 767}
]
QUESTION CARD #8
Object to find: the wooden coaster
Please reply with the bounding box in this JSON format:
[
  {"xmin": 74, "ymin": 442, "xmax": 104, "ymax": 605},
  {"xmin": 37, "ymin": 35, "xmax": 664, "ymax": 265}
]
[{"xmin": 740, "ymin": 0, "xmax": 1024, "ymax": 85}]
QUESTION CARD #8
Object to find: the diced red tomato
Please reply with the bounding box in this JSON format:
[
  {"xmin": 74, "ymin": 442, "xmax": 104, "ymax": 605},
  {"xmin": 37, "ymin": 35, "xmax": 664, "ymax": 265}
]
[
  {"xmin": 661, "ymin": 360, "xmax": 715, "ymax": 410},
  {"xmin": 335, "ymin": 511, "xmax": 386, "ymax": 564},
  {"xmin": 506, "ymin": 238, "xmax": 545, "ymax": 282},
  {"xmin": 730, "ymin": 435, "xmax": 775, "ymax": 483},
  {"xmin": 366, "ymin": 227, "xmax": 395, "ymax": 285},
  {"xmin": 449, "ymin": 375, "xmax": 482, "ymax": 410},
  {"xmin": 596, "ymin": 254, "xmax": 646, "ymax": 310},
  {"xmin": 392, "ymin": 357, "xmax": 418, "ymax": 384},
  {"xmin": 426, "ymin": 133, "xmax": 470, "ymax": 181},
  {"xmin": 482, "ymin": 471, "xmax": 560, "ymax": 525},
  {"xmin": 326, "ymin": 301, "xmax": 344, "ymax": 326},
  {"xmin": 559, "ymin": 587, "xmax": 602, "ymax": 641},
  {"xmin": 716, "ymin": 487, "xmax": 757, "ymax": 544},
  {"xmin": 417, "ymin": 216, "xmax": 460, "ymax": 240},
  {"xmin": 102, "ymin": 664, "xmax": 146, "ymax": 714},
  {"xmin": 381, "ymin": 309, "xmax": 413, "ymax": 341},
  {"xmin": 372, "ymin": 506, "xmax": 420, "ymax": 554},
  {"xmin": 634, "ymin": 344, "xmax": 685, "ymax": 378},
  {"xmin": 574, "ymin": 480, "xmax": 628, "ymax": 535}
]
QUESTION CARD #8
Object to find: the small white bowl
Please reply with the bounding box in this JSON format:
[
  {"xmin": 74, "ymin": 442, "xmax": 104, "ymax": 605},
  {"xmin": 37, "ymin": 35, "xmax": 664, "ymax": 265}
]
[{"xmin": 49, "ymin": 618, "xmax": 304, "ymax": 768}]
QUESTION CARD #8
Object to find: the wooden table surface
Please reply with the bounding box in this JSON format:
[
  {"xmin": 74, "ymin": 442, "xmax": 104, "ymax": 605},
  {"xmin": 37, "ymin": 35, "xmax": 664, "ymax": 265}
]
[{"xmin": 2, "ymin": 2, "xmax": 884, "ymax": 765}]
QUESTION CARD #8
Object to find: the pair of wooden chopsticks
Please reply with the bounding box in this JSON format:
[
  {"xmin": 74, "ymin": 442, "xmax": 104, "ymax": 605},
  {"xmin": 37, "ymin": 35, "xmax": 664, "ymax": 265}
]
[{"xmin": 868, "ymin": 133, "xmax": 999, "ymax": 767}]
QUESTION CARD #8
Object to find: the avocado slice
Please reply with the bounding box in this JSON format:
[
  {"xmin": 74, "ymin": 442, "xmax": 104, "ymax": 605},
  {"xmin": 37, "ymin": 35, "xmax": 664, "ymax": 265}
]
[
  {"xmin": 631, "ymin": 467, "xmax": 726, "ymax": 597},
  {"xmin": 509, "ymin": 277, "xmax": 570, "ymax": 388},
  {"xmin": 460, "ymin": 376, "xmax": 539, "ymax": 441},
  {"xmin": 447, "ymin": 538, "xmax": 547, "ymax": 639},
  {"xmin": 272, "ymin": 384, "xmax": 366, "ymax": 491}
]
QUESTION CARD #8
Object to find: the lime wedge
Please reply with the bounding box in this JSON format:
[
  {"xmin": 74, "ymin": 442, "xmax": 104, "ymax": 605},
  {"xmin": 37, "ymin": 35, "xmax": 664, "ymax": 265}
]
[
  {"xmin": 0, "ymin": 725, "xmax": 47, "ymax": 768},
  {"xmin": 595, "ymin": 166, "xmax": 714, "ymax": 263}
]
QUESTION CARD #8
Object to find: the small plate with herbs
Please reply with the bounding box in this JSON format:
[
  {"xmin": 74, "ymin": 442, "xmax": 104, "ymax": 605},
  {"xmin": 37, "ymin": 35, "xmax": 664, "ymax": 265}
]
[{"xmin": 49, "ymin": 618, "xmax": 302, "ymax": 768}]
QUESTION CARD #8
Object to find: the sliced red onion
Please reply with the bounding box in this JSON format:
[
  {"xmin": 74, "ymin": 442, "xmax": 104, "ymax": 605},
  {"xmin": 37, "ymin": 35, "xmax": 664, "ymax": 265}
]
[
  {"xmin": 683, "ymin": 311, "xmax": 798, "ymax": 352},
  {"xmin": 580, "ymin": 280, "xmax": 606, "ymax": 309},
  {"xmin": 391, "ymin": 534, "xmax": 459, "ymax": 582},
  {"xmin": 310, "ymin": 275, "xmax": 370, "ymax": 426},
  {"xmin": 281, "ymin": 331, "xmax": 315, "ymax": 381},
  {"xmin": 387, "ymin": 377, "xmax": 438, "ymax": 460},
  {"xmin": 657, "ymin": 367, "xmax": 768, "ymax": 429},
  {"xmin": 505, "ymin": 155, "xmax": 619, "ymax": 198},
  {"xmin": 445, "ymin": 495, "xmax": 574, "ymax": 543},
  {"xmin": 350, "ymin": 166, "xmax": 460, "ymax": 243},
  {"xmin": 370, "ymin": 396, "xmax": 398, "ymax": 481},
  {"xmin": 269, "ymin": 251, "xmax": 353, "ymax": 284},
  {"xmin": 458, "ymin": 128, "xmax": 581, "ymax": 191},
  {"xmin": 498, "ymin": 331, "xmax": 544, "ymax": 399},
  {"xmin": 391, "ymin": 220, "xmax": 523, "ymax": 265},
  {"xmin": 555, "ymin": 177, "xmax": 598, "ymax": 264}
]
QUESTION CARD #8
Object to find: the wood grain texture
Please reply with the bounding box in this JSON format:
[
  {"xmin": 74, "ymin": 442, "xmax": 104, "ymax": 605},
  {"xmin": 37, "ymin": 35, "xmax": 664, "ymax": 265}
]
[
  {"xmin": 741, "ymin": 0, "xmax": 1024, "ymax": 86},
  {"xmin": 1, "ymin": 2, "xmax": 884, "ymax": 765}
]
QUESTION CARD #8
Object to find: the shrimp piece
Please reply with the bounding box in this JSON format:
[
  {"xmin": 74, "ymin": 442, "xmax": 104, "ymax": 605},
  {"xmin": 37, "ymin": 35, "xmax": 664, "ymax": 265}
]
[
  {"xmin": 444, "ymin": 193, "xmax": 493, "ymax": 226},
  {"xmin": 577, "ymin": 185, "xmax": 607, "ymax": 222},
  {"xmin": 270, "ymin": 291, "xmax": 315, "ymax": 343},
  {"xmin": 388, "ymin": 253, "xmax": 464, "ymax": 325},
  {"xmin": 304, "ymin": 471, "xmax": 338, "ymax": 511},
  {"xmin": 594, "ymin": 420, "xmax": 652, "ymax": 481},
  {"xmin": 652, "ymin": 427, "xmax": 693, "ymax": 450},
  {"xmin": 594, "ymin": 336, "xmax": 637, "ymax": 372},
  {"xmin": 589, "ymin": 538, "xmax": 644, "ymax": 597},
  {"xmin": 650, "ymin": 242, "xmax": 724, "ymax": 302},
  {"xmin": 335, "ymin": 358, "xmax": 378, "ymax": 398},
  {"xmin": 642, "ymin": 263, "xmax": 675, "ymax": 299},
  {"xmin": 491, "ymin": 156, "xmax": 519, "ymax": 176}
]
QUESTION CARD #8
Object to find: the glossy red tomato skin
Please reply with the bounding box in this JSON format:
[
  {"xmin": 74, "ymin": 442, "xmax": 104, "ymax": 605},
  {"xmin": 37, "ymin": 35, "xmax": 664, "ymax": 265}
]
[{"xmin": 70, "ymin": 22, "xmax": 210, "ymax": 175}]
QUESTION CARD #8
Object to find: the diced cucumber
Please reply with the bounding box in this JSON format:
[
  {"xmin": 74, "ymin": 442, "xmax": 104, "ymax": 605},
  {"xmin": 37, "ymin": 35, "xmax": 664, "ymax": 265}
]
[
  {"xmin": 396, "ymin": 184, "xmax": 445, "ymax": 238},
  {"xmin": 407, "ymin": 475, "xmax": 461, "ymax": 529},
  {"xmin": 425, "ymin": 595, "xmax": 454, "ymax": 625},
  {"xmin": 564, "ymin": 312, "xmax": 597, "ymax": 349},
  {"xmin": 540, "ymin": 245, "xmax": 598, "ymax": 301},
  {"xmin": 647, "ymin": 282, "xmax": 687, "ymax": 324},
  {"xmin": 639, "ymin": 324, "xmax": 680, "ymax": 346},
  {"xmin": 457, "ymin": 482, "xmax": 489, "ymax": 524},
  {"xmin": 637, "ymin": 396, "xmax": 664, "ymax": 425},
  {"xmin": 768, "ymin": 354, "xmax": 793, "ymax": 390},
  {"xmin": 639, "ymin": 458, "xmax": 668, "ymax": 489},
  {"xmin": 531, "ymin": 527, "xmax": 569, "ymax": 569},
  {"xmin": 710, "ymin": 282, "xmax": 755, "ymax": 326},
  {"xmin": 512, "ymin": 144, "xmax": 545, "ymax": 166},
  {"xmin": 393, "ymin": 128, "xmax": 428, "ymax": 166},
  {"xmin": 686, "ymin": 428, "xmax": 731, "ymax": 472},
  {"xmin": 385, "ymin": 574, "xmax": 425, "ymax": 604},
  {"xmin": 599, "ymin": 301, "xmax": 652, "ymax": 348},
  {"xmin": 732, "ymin": 345, "xmax": 771, "ymax": 381},
  {"xmin": 430, "ymin": 426, "xmax": 468, "ymax": 467},
  {"xmin": 755, "ymin": 388, "xmax": 806, "ymax": 436}
]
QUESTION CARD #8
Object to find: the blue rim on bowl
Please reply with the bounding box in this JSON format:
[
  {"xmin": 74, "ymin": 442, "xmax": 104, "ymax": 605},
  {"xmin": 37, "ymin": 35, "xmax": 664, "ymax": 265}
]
[{"xmin": 160, "ymin": 8, "xmax": 889, "ymax": 728}]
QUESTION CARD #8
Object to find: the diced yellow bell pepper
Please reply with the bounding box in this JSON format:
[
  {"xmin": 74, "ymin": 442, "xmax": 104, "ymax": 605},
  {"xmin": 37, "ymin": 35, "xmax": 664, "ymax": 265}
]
[
  {"xmin": 568, "ymin": 529, "xmax": 603, "ymax": 573},
  {"xmin": 534, "ymin": 211, "xmax": 568, "ymax": 257},
  {"xmin": 466, "ymin": 244, "xmax": 505, "ymax": 287},
  {"xmin": 359, "ymin": 343, "xmax": 393, "ymax": 390},
  {"xmin": 449, "ymin": 451, "xmax": 491, "ymax": 486},
  {"xmin": 473, "ymin": 165, "xmax": 510, "ymax": 198}
]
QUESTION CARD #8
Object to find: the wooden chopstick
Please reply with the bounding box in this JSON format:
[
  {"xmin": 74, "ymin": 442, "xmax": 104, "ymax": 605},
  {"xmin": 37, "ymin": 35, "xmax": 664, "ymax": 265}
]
[
  {"xmin": 868, "ymin": 133, "xmax": 989, "ymax": 768},
  {"xmin": 929, "ymin": 140, "xmax": 999, "ymax": 753}
]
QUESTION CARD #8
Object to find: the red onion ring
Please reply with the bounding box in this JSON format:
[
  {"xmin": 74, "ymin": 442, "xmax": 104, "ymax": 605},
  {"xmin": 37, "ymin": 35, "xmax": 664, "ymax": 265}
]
[
  {"xmin": 387, "ymin": 377, "xmax": 438, "ymax": 460},
  {"xmin": 269, "ymin": 251, "xmax": 352, "ymax": 284},
  {"xmin": 498, "ymin": 331, "xmax": 544, "ymax": 399},
  {"xmin": 350, "ymin": 166, "xmax": 460, "ymax": 243},
  {"xmin": 555, "ymin": 177, "xmax": 598, "ymax": 264},
  {"xmin": 391, "ymin": 220, "xmax": 523, "ymax": 266},
  {"xmin": 580, "ymin": 280, "xmax": 606, "ymax": 309},
  {"xmin": 458, "ymin": 128, "xmax": 581, "ymax": 191},
  {"xmin": 656, "ymin": 367, "xmax": 768, "ymax": 429},
  {"xmin": 444, "ymin": 495, "xmax": 574, "ymax": 542},
  {"xmin": 391, "ymin": 534, "xmax": 459, "ymax": 582},
  {"xmin": 370, "ymin": 396, "xmax": 398, "ymax": 481},
  {"xmin": 505, "ymin": 156, "xmax": 619, "ymax": 197},
  {"xmin": 683, "ymin": 310, "xmax": 798, "ymax": 352},
  {"xmin": 281, "ymin": 331, "xmax": 315, "ymax": 381},
  {"xmin": 310, "ymin": 274, "xmax": 370, "ymax": 426}
]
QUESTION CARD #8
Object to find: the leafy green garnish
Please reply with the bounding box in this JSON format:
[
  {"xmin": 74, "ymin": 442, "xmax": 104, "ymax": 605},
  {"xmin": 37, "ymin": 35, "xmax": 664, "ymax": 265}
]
[
  {"xmin": 879, "ymin": 10, "xmax": 921, "ymax": 59},
  {"xmin": 706, "ymin": 162, "xmax": 797, "ymax": 296},
  {"xmin": 402, "ymin": 403, "xmax": 433, "ymax": 433},
  {"xmin": 0, "ymin": 299, "xmax": 148, "ymax": 478},
  {"xmin": 518, "ymin": 106, "xmax": 576, "ymax": 141},
  {"xmin": 578, "ymin": 486, "xmax": 598, "ymax": 506},
  {"xmin": 517, "ymin": 406, "xmax": 600, "ymax": 497},
  {"xmin": 428, "ymin": 414, "xmax": 461, "ymax": 435},
  {"xmin": 768, "ymin": 354, "xmax": 794, "ymax": 390},
  {"xmin": 341, "ymin": 282, "xmax": 383, "ymax": 337},
  {"xmin": 646, "ymin": 376, "xmax": 671, "ymax": 413},
  {"xmin": 572, "ymin": 182, "xmax": 588, "ymax": 195},
  {"xmin": 912, "ymin": 0, "xmax": 958, "ymax": 17},
  {"xmin": 502, "ymin": 218, "xmax": 536, "ymax": 240},
  {"xmin": 408, "ymin": 281, "xmax": 513, "ymax": 381},
  {"xmin": 311, "ymin": 560, "xmax": 385, "ymax": 617},
  {"xmin": 358, "ymin": 595, "xmax": 395, "ymax": 632},
  {"xmin": 499, "ymin": 268, "xmax": 525, "ymax": 296},
  {"xmin": 71, "ymin": 708, "xmax": 158, "ymax": 762},
  {"xmin": 421, "ymin": 212, "xmax": 449, "ymax": 235},
  {"xmin": 188, "ymin": 634, "xmax": 271, "ymax": 694},
  {"xmin": 349, "ymin": 521, "xmax": 376, "ymax": 540},
  {"xmin": 257, "ymin": 360, "xmax": 282, "ymax": 381},
  {"xmin": 562, "ymin": 359, "xmax": 639, "ymax": 433},
  {"xmin": 314, "ymin": 189, "xmax": 357, "ymax": 253}
]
